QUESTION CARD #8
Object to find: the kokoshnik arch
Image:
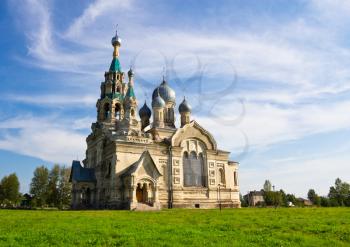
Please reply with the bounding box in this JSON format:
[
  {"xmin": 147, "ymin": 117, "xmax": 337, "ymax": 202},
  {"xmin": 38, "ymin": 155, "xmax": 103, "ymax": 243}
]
[{"xmin": 69, "ymin": 29, "xmax": 241, "ymax": 210}]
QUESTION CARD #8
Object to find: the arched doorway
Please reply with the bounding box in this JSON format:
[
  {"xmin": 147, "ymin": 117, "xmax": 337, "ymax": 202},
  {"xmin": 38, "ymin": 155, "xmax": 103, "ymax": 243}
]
[
  {"xmin": 136, "ymin": 181, "xmax": 154, "ymax": 205},
  {"xmin": 136, "ymin": 183, "xmax": 143, "ymax": 202}
]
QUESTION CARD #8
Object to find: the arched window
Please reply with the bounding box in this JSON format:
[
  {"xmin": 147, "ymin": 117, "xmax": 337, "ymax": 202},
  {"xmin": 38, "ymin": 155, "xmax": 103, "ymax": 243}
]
[
  {"xmin": 116, "ymin": 86, "xmax": 121, "ymax": 93},
  {"xmin": 166, "ymin": 108, "xmax": 170, "ymax": 122},
  {"xmin": 218, "ymin": 168, "xmax": 225, "ymax": 185},
  {"xmin": 104, "ymin": 103, "xmax": 110, "ymax": 119},
  {"xmin": 183, "ymin": 151, "xmax": 205, "ymax": 187},
  {"xmin": 199, "ymin": 153, "xmax": 206, "ymax": 186},
  {"xmin": 115, "ymin": 104, "xmax": 121, "ymax": 119},
  {"xmin": 131, "ymin": 108, "xmax": 135, "ymax": 117}
]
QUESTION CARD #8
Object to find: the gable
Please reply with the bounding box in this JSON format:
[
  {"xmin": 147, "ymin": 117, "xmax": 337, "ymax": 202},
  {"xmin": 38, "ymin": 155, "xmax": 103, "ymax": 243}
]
[
  {"xmin": 171, "ymin": 120, "xmax": 217, "ymax": 150},
  {"xmin": 120, "ymin": 150, "xmax": 162, "ymax": 180}
]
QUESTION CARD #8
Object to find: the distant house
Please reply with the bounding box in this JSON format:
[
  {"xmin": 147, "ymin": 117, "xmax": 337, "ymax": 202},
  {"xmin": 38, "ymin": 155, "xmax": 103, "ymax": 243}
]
[
  {"xmin": 244, "ymin": 190, "xmax": 265, "ymax": 206},
  {"xmin": 298, "ymin": 198, "xmax": 312, "ymax": 206}
]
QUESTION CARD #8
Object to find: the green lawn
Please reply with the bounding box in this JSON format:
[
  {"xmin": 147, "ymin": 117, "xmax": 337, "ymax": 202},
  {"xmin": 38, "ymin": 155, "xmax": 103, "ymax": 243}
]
[{"xmin": 0, "ymin": 208, "xmax": 349, "ymax": 246}]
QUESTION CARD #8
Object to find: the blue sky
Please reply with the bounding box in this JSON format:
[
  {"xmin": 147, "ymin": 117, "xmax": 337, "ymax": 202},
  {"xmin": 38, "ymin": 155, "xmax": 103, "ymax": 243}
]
[{"xmin": 1, "ymin": 0, "xmax": 350, "ymax": 197}]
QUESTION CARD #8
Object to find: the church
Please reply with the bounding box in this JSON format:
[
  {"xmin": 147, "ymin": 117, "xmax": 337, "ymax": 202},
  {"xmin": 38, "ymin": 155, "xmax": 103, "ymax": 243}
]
[{"xmin": 70, "ymin": 29, "xmax": 241, "ymax": 210}]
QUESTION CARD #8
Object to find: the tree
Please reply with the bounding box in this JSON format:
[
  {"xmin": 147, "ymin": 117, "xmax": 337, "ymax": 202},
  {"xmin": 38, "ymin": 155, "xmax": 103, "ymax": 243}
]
[
  {"xmin": 307, "ymin": 189, "xmax": 320, "ymax": 206},
  {"xmin": 263, "ymin": 191, "xmax": 283, "ymax": 207},
  {"xmin": 328, "ymin": 178, "xmax": 350, "ymax": 206},
  {"xmin": 47, "ymin": 165, "xmax": 60, "ymax": 207},
  {"xmin": 320, "ymin": 196, "xmax": 330, "ymax": 207},
  {"xmin": 263, "ymin": 180, "xmax": 272, "ymax": 192},
  {"xmin": 0, "ymin": 173, "xmax": 20, "ymax": 206},
  {"xmin": 279, "ymin": 189, "xmax": 288, "ymax": 207},
  {"xmin": 30, "ymin": 166, "xmax": 49, "ymax": 207},
  {"xmin": 57, "ymin": 166, "xmax": 71, "ymax": 209}
]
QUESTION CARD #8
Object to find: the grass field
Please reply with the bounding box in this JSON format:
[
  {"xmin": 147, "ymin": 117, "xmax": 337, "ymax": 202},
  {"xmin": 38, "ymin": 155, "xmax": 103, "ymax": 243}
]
[{"xmin": 0, "ymin": 208, "xmax": 350, "ymax": 246}]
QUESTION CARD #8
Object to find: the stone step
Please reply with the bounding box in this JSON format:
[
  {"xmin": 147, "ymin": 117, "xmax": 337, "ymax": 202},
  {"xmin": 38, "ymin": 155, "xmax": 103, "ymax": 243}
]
[{"xmin": 133, "ymin": 203, "xmax": 159, "ymax": 211}]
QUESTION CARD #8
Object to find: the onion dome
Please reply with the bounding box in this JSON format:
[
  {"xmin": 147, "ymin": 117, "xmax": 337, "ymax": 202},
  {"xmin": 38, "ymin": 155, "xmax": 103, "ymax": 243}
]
[
  {"xmin": 139, "ymin": 101, "xmax": 152, "ymax": 118},
  {"xmin": 152, "ymin": 89, "xmax": 166, "ymax": 108},
  {"xmin": 128, "ymin": 68, "xmax": 134, "ymax": 77},
  {"xmin": 152, "ymin": 78, "xmax": 176, "ymax": 103},
  {"xmin": 111, "ymin": 28, "xmax": 121, "ymax": 47},
  {"xmin": 179, "ymin": 97, "xmax": 191, "ymax": 113}
]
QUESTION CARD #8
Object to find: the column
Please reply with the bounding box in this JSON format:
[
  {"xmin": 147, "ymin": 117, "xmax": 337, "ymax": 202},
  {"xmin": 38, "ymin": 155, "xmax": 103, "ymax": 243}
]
[{"xmin": 131, "ymin": 186, "xmax": 137, "ymax": 203}]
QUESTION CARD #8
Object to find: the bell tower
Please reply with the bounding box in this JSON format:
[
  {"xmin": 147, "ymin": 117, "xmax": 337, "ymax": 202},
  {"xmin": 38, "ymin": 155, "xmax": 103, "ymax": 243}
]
[{"xmin": 97, "ymin": 28, "xmax": 125, "ymax": 124}]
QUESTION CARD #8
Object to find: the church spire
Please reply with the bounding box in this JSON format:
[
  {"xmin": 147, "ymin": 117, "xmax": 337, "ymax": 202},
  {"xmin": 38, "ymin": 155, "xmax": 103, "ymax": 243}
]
[{"xmin": 110, "ymin": 26, "xmax": 122, "ymax": 72}]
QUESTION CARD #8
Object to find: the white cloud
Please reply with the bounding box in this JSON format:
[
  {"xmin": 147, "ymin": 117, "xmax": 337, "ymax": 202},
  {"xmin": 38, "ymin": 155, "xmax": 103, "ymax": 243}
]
[
  {"xmin": 4, "ymin": 94, "xmax": 97, "ymax": 106},
  {"xmin": 65, "ymin": 0, "xmax": 133, "ymax": 40},
  {"xmin": 0, "ymin": 115, "xmax": 89, "ymax": 164},
  {"xmin": 240, "ymin": 153, "xmax": 350, "ymax": 197},
  {"xmin": 195, "ymin": 99, "xmax": 350, "ymax": 156}
]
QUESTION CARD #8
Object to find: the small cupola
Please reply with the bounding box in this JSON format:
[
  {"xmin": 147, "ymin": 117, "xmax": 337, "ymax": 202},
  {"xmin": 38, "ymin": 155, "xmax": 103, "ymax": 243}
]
[{"xmin": 179, "ymin": 97, "xmax": 191, "ymax": 113}]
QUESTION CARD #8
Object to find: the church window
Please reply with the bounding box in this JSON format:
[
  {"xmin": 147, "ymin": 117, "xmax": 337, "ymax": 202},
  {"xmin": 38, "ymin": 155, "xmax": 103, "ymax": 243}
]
[
  {"xmin": 131, "ymin": 108, "xmax": 135, "ymax": 117},
  {"xmin": 115, "ymin": 104, "xmax": 121, "ymax": 119},
  {"xmin": 104, "ymin": 103, "xmax": 110, "ymax": 119},
  {"xmin": 218, "ymin": 168, "xmax": 225, "ymax": 185},
  {"xmin": 199, "ymin": 153, "xmax": 206, "ymax": 186},
  {"xmin": 167, "ymin": 108, "xmax": 170, "ymax": 122},
  {"xmin": 116, "ymin": 85, "xmax": 121, "ymax": 93},
  {"xmin": 183, "ymin": 151, "xmax": 205, "ymax": 187}
]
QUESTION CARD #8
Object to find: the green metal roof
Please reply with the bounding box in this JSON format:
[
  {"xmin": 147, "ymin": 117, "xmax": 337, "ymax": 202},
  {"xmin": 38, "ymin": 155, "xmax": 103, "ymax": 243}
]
[
  {"xmin": 126, "ymin": 85, "xmax": 136, "ymax": 98},
  {"xmin": 106, "ymin": 92, "xmax": 123, "ymax": 100},
  {"xmin": 109, "ymin": 58, "xmax": 122, "ymax": 72}
]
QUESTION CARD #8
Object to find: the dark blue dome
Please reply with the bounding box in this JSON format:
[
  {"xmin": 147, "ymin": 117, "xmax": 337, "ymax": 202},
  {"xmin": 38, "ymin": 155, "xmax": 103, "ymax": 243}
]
[
  {"xmin": 152, "ymin": 79, "xmax": 175, "ymax": 103},
  {"xmin": 179, "ymin": 97, "xmax": 191, "ymax": 113},
  {"xmin": 139, "ymin": 102, "xmax": 151, "ymax": 118}
]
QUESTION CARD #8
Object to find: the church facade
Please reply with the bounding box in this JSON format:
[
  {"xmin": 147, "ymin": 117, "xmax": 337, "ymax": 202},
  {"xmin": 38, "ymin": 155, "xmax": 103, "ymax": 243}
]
[{"xmin": 70, "ymin": 30, "xmax": 240, "ymax": 210}]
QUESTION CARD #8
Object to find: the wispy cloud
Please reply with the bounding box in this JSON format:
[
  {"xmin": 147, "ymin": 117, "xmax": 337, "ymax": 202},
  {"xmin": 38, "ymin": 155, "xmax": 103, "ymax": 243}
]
[
  {"xmin": 195, "ymin": 99, "xmax": 350, "ymax": 157},
  {"xmin": 65, "ymin": 0, "xmax": 133, "ymax": 41},
  {"xmin": 3, "ymin": 94, "xmax": 96, "ymax": 106},
  {"xmin": 0, "ymin": 115, "xmax": 91, "ymax": 164}
]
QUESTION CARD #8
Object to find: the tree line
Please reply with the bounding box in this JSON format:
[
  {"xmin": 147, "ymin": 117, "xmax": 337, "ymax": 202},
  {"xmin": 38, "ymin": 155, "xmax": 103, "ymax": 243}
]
[
  {"xmin": 241, "ymin": 178, "xmax": 350, "ymax": 207},
  {"xmin": 0, "ymin": 165, "xmax": 71, "ymax": 209}
]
